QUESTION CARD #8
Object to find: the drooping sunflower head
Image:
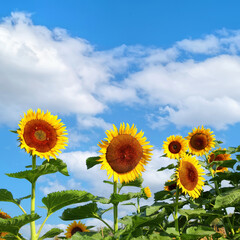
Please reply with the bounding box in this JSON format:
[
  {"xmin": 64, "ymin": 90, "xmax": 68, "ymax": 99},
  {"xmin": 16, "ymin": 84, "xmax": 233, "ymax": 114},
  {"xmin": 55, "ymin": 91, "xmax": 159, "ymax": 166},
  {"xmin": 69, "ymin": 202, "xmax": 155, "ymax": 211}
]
[
  {"xmin": 65, "ymin": 220, "xmax": 89, "ymax": 238},
  {"xmin": 17, "ymin": 109, "xmax": 68, "ymax": 160},
  {"xmin": 176, "ymin": 154, "xmax": 205, "ymax": 199},
  {"xmin": 98, "ymin": 123, "xmax": 153, "ymax": 183},
  {"xmin": 208, "ymin": 148, "xmax": 231, "ymax": 173},
  {"xmin": 164, "ymin": 180, "xmax": 177, "ymax": 192},
  {"xmin": 163, "ymin": 135, "xmax": 188, "ymax": 159},
  {"xmin": 186, "ymin": 126, "xmax": 215, "ymax": 156},
  {"xmin": 143, "ymin": 186, "xmax": 151, "ymax": 198},
  {"xmin": 0, "ymin": 210, "xmax": 11, "ymax": 239}
]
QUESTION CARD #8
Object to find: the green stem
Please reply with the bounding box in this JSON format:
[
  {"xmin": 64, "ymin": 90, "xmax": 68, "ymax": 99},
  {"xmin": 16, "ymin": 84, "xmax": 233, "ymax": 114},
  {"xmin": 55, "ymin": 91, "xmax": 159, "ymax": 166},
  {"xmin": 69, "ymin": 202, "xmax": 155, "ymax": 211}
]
[
  {"xmin": 174, "ymin": 186, "xmax": 180, "ymax": 234},
  {"xmin": 95, "ymin": 216, "xmax": 114, "ymax": 233},
  {"xmin": 210, "ymin": 168, "xmax": 235, "ymax": 237},
  {"xmin": 36, "ymin": 214, "xmax": 51, "ymax": 239},
  {"xmin": 137, "ymin": 197, "xmax": 140, "ymax": 214},
  {"xmin": 17, "ymin": 204, "xmax": 27, "ymax": 214},
  {"xmin": 113, "ymin": 181, "xmax": 118, "ymax": 233},
  {"xmin": 30, "ymin": 155, "xmax": 37, "ymax": 240}
]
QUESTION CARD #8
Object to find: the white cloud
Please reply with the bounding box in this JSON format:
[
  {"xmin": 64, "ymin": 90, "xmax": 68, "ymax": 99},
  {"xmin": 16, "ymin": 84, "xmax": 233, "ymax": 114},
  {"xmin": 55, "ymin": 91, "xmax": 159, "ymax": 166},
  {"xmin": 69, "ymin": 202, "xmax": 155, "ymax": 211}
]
[{"xmin": 40, "ymin": 180, "xmax": 66, "ymax": 195}]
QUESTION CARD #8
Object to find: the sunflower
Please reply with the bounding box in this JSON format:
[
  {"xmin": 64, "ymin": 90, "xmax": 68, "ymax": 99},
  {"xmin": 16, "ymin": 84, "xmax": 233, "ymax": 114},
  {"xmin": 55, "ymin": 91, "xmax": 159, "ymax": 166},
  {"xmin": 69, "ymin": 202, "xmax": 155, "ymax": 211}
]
[
  {"xmin": 176, "ymin": 154, "xmax": 205, "ymax": 199},
  {"xmin": 0, "ymin": 210, "xmax": 11, "ymax": 239},
  {"xmin": 186, "ymin": 126, "xmax": 215, "ymax": 156},
  {"xmin": 208, "ymin": 148, "xmax": 231, "ymax": 173},
  {"xmin": 98, "ymin": 123, "xmax": 153, "ymax": 183},
  {"xmin": 163, "ymin": 135, "xmax": 188, "ymax": 159},
  {"xmin": 143, "ymin": 186, "xmax": 151, "ymax": 198},
  {"xmin": 65, "ymin": 221, "xmax": 89, "ymax": 238},
  {"xmin": 164, "ymin": 180, "xmax": 177, "ymax": 192},
  {"xmin": 17, "ymin": 109, "xmax": 68, "ymax": 160}
]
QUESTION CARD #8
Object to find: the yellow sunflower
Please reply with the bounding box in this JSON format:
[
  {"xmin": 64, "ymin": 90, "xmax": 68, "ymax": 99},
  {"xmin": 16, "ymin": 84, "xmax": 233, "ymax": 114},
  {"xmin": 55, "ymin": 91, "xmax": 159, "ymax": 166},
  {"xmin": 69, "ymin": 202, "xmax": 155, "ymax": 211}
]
[
  {"xmin": 143, "ymin": 186, "xmax": 151, "ymax": 198},
  {"xmin": 186, "ymin": 126, "xmax": 215, "ymax": 156},
  {"xmin": 176, "ymin": 154, "xmax": 205, "ymax": 199},
  {"xmin": 0, "ymin": 210, "xmax": 11, "ymax": 240},
  {"xmin": 65, "ymin": 221, "xmax": 89, "ymax": 238},
  {"xmin": 164, "ymin": 180, "xmax": 177, "ymax": 192},
  {"xmin": 208, "ymin": 148, "xmax": 231, "ymax": 173},
  {"xmin": 17, "ymin": 109, "xmax": 68, "ymax": 160},
  {"xmin": 163, "ymin": 135, "xmax": 188, "ymax": 159},
  {"xmin": 98, "ymin": 123, "xmax": 153, "ymax": 183}
]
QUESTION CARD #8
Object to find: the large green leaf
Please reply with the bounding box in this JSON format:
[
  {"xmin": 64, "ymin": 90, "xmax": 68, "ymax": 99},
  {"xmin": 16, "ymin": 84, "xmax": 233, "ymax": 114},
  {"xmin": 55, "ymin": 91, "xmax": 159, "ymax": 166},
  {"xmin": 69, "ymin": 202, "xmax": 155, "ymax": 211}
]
[
  {"xmin": 210, "ymin": 159, "xmax": 237, "ymax": 170},
  {"xmin": 0, "ymin": 214, "xmax": 40, "ymax": 235},
  {"xmin": 60, "ymin": 202, "xmax": 99, "ymax": 220},
  {"xmin": 121, "ymin": 176, "xmax": 143, "ymax": 188},
  {"xmin": 179, "ymin": 209, "xmax": 206, "ymax": 219},
  {"xmin": 186, "ymin": 226, "xmax": 216, "ymax": 236},
  {"xmin": 42, "ymin": 190, "xmax": 95, "ymax": 215},
  {"xmin": 211, "ymin": 172, "xmax": 240, "ymax": 185},
  {"xmin": 0, "ymin": 189, "xmax": 31, "ymax": 206},
  {"xmin": 214, "ymin": 187, "xmax": 240, "ymax": 209},
  {"xmin": 86, "ymin": 156, "xmax": 101, "ymax": 169},
  {"xmin": 70, "ymin": 232, "xmax": 104, "ymax": 240},
  {"xmin": 6, "ymin": 159, "xmax": 69, "ymax": 183},
  {"xmin": 154, "ymin": 190, "xmax": 172, "ymax": 201},
  {"xmin": 109, "ymin": 192, "xmax": 142, "ymax": 205},
  {"xmin": 39, "ymin": 228, "xmax": 64, "ymax": 240}
]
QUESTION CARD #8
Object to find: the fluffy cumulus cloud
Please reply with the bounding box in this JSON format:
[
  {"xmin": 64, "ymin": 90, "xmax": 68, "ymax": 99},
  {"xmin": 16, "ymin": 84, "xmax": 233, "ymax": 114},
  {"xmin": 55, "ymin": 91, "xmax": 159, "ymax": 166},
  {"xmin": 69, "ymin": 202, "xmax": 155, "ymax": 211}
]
[{"xmin": 2, "ymin": 12, "xmax": 240, "ymax": 130}]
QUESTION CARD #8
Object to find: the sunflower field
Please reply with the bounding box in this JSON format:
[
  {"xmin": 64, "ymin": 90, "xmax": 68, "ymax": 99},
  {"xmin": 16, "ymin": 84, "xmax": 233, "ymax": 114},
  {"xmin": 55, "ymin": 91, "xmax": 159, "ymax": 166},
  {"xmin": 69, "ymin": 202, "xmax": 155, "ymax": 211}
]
[{"xmin": 1, "ymin": 109, "xmax": 240, "ymax": 240}]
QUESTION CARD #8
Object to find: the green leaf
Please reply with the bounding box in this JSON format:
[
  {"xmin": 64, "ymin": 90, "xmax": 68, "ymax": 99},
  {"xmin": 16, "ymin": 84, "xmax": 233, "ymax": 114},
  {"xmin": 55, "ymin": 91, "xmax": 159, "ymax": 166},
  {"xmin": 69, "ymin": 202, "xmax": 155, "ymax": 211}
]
[
  {"xmin": 211, "ymin": 172, "xmax": 240, "ymax": 185},
  {"xmin": 42, "ymin": 190, "xmax": 95, "ymax": 215},
  {"xmin": 166, "ymin": 227, "xmax": 180, "ymax": 236},
  {"xmin": 186, "ymin": 226, "xmax": 216, "ymax": 236},
  {"xmin": 39, "ymin": 228, "xmax": 64, "ymax": 240},
  {"xmin": 109, "ymin": 192, "xmax": 142, "ymax": 205},
  {"xmin": 209, "ymin": 159, "xmax": 237, "ymax": 170},
  {"xmin": 0, "ymin": 214, "xmax": 40, "ymax": 235},
  {"xmin": 214, "ymin": 187, "xmax": 240, "ymax": 209},
  {"xmin": 179, "ymin": 209, "xmax": 206, "ymax": 219},
  {"xmin": 0, "ymin": 189, "xmax": 15, "ymax": 203},
  {"xmin": 154, "ymin": 190, "xmax": 172, "ymax": 201},
  {"xmin": 6, "ymin": 159, "xmax": 69, "ymax": 183},
  {"xmin": 121, "ymin": 176, "xmax": 143, "ymax": 188},
  {"xmin": 15, "ymin": 195, "xmax": 31, "ymax": 205},
  {"xmin": 70, "ymin": 232, "xmax": 103, "ymax": 240},
  {"xmin": 86, "ymin": 156, "xmax": 101, "ymax": 169},
  {"xmin": 237, "ymin": 165, "xmax": 240, "ymax": 171},
  {"xmin": 60, "ymin": 202, "xmax": 99, "ymax": 220},
  {"xmin": 157, "ymin": 163, "xmax": 176, "ymax": 171}
]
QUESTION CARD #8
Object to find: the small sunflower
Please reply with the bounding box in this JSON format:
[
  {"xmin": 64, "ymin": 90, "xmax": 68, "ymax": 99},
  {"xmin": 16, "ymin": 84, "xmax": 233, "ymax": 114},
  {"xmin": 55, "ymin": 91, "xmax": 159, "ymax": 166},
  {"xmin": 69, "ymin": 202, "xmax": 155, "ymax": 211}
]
[
  {"xmin": 186, "ymin": 126, "xmax": 215, "ymax": 156},
  {"xmin": 17, "ymin": 109, "xmax": 68, "ymax": 160},
  {"xmin": 176, "ymin": 155, "xmax": 205, "ymax": 199},
  {"xmin": 208, "ymin": 148, "xmax": 231, "ymax": 173},
  {"xmin": 0, "ymin": 210, "xmax": 11, "ymax": 239},
  {"xmin": 143, "ymin": 186, "xmax": 151, "ymax": 198},
  {"xmin": 164, "ymin": 180, "xmax": 177, "ymax": 192},
  {"xmin": 98, "ymin": 123, "xmax": 153, "ymax": 183},
  {"xmin": 163, "ymin": 135, "xmax": 188, "ymax": 159},
  {"xmin": 65, "ymin": 220, "xmax": 89, "ymax": 238}
]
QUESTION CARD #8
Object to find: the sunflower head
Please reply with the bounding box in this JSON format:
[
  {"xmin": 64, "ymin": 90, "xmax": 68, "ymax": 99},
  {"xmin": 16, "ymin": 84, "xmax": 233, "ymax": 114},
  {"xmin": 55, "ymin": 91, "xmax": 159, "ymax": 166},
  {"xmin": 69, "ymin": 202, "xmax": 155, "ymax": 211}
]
[
  {"xmin": 208, "ymin": 148, "xmax": 231, "ymax": 173},
  {"xmin": 98, "ymin": 123, "xmax": 153, "ymax": 183},
  {"xmin": 17, "ymin": 109, "xmax": 68, "ymax": 160},
  {"xmin": 176, "ymin": 154, "xmax": 205, "ymax": 199},
  {"xmin": 0, "ymin": 210, "xmax": 11, "ymax": 239},
  {"xmin": 143, "ymin": 186, "xmax": 151, "ymax": 198},
  {"xmin": 65, "ymin": 221, "xmax": 89, "ymax": 238},
  {"xmin": 164, "ymin": 180, "xmax": 177, "ymax": 192},
  {"xmin": 163, "ymin": 135, "xmax": 188, "ymax": 159},
  {"xmin": 186, "ymin": 126, "xmax": 215, "ymax": 156}
]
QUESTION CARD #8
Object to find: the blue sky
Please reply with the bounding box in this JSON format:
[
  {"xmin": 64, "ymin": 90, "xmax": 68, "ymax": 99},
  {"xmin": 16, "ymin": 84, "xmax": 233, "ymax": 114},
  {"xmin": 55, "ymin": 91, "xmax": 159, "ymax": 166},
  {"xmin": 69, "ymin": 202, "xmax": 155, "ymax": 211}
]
[{"xmin": 1, "ymin": 0, "xmax": 240, "ymax": 238}]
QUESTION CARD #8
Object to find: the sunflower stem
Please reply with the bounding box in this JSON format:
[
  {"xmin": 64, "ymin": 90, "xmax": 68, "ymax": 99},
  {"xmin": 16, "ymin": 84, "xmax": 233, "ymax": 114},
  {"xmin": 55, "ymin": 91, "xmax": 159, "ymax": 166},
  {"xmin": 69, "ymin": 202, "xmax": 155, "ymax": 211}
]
[
  {"xmin": 174, "ymin": 186, "xmax": 180, "ymax": 235},
  {"xmin": 113, "ymin": 181, "xmax": 118, "ymax": 233},
  {"xmin": 210, "ymin": 168, "xmax": 235, "ymax": 237},
  {"xmin": 36, "ymin": 213, "xmax": 51, "ymax": 239},
  {"xmin": 30, "ymin": 155, "xmax": 37, "ymax": 240},
  {"xmin": 137, "ymin": 197, "xmax": 140, "ymax": 214}
]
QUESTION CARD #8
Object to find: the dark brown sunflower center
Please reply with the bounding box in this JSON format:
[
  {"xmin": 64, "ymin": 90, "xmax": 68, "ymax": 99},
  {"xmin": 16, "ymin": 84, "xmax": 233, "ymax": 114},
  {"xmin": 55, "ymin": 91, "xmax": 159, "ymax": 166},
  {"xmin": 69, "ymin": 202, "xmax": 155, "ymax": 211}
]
[
  {"xmin": 179, "ymin": 162, "xmax": 198, "ymax": 191},
  {"xmin": 168, "ymin": 182, "xmax": 177, "ymax": 191},
  {"xmin": 71, "ymin": 227, "xmax": 83, "ymax": 235},
  {"xmin": 106, "ymin": 134, "xmax": 143, "ymax": 174},
  {"xmin": 190, "ymin": 133, "xmax": 208, "ymax": 150},
  {"xmin": 23, "ymin": 119, "xmax": 57, "ymax": 153},
  {"xmin": 168, "ymin": 141, "xmax": 181, "ymax": 154}
]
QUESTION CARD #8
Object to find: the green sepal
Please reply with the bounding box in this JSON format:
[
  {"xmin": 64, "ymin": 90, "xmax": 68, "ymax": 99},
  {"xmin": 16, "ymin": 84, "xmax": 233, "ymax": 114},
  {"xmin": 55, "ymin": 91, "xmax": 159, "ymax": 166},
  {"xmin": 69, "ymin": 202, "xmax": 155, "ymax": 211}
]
[
  {"xmin": 6, "ymin": 158, "xmax": 69, "ymax": 183},
  {"xmin": 42, "ymin": 190, "xmax": 95, "ymax": 215},
  {"xmin": 0, "ymin": 213, "xmax": 40, "ymax": 235},
  {"xmin": 60, "ymin": 202, "xmax": 99, "ymax": 220},
  {"xmin": 86, "ymin": 156, "xmax": 101, "ymax": 169},
  {"xmin": 38, "ymin": 228, "xmax": 64, "ymax": 240}
]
